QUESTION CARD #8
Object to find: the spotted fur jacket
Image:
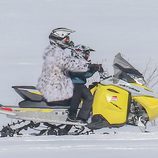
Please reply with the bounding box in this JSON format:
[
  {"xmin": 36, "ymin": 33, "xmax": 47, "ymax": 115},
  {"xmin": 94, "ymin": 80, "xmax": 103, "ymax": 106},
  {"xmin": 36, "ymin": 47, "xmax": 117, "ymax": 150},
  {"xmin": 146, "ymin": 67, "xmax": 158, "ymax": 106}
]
[{"xmin": 36, "ymin": 44, "xmax": 89, "ymax": 102}]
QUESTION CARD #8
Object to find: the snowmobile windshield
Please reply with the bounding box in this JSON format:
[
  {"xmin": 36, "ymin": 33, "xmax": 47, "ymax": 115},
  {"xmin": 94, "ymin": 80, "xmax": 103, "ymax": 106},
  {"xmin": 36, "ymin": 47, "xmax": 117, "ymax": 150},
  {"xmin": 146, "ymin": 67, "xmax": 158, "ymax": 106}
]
[{"xmin": 113, "ymin": 53, "xmax": 146, "ymax": 85}]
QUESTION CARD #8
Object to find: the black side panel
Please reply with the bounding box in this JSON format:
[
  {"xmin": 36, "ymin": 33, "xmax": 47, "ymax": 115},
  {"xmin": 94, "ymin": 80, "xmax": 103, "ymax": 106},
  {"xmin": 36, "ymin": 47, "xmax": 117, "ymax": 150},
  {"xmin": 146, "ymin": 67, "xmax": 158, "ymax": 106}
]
[
  {"xmin": 12, "ymin": 86, "xmax": 36, "ymax": 89},
  {"xmin": 88, "ymin": 114, "xmax": 125, "ymax": 130},
  {"xmin": 47, "ymin": 99, "xmax": 71, "ymax": 107},
  {"xmin": 19, "ymin": 100, "xmax": 70, "ymax": 109},
  {"xmin": 19, "ymin": 100, "xmax": 49, "ymax": 108}
]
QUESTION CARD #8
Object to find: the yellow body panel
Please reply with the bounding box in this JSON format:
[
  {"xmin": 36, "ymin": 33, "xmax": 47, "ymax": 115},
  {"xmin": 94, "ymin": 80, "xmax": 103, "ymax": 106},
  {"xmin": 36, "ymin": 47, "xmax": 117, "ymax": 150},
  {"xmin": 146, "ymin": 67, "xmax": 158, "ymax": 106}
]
[
  {"xmin": 31, "ymin": 91, "xmax": 42, "ymax": 95},
  {"xmin": 92, "ymin": 84, "xmax": 130, "ymax": 125},
  {"xmin": 90, "ymin": 85, "xmax": 98, "ymax": 95},
  {"xmin": 133, "ymin": 96, "xmax": 158, "ymax": 120},
  {"xmin": 131, "ymin": 83, "xmax": 153, "ymax": 92}
]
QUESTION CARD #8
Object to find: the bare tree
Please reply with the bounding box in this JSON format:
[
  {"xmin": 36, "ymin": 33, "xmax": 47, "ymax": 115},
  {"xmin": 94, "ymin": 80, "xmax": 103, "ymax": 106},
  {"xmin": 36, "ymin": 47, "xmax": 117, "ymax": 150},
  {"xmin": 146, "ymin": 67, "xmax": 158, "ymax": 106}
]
[
  {"xmin": 142, "ymin": 59, "xmax": 158, "ymax": 126},
  {"xmin": 143, "ymin": 59, "xmax": 158, "ymax": 89}
]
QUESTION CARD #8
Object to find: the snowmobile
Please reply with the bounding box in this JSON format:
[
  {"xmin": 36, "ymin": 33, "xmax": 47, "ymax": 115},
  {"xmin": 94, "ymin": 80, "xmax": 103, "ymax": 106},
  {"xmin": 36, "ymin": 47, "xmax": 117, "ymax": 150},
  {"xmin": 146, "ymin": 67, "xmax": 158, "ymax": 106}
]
[
  {"xmin": 1, "ymin": 53, "xmax": 158, "ymax": 137},
  {"xmin": 89, "ymin": 53, "xmax": 158, "ymax": 131}
]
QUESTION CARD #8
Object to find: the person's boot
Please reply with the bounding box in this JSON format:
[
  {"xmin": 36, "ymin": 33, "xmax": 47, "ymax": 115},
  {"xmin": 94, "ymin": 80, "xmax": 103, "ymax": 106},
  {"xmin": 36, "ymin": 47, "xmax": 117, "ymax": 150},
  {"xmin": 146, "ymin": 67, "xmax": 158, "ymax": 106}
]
[
  {"xmin": 67, "ymin": 113, "xmax": 77, "ymax": 122},
  {"xmin": 76, "ymin": 117, "xmax": 87, "ymax": 124}
]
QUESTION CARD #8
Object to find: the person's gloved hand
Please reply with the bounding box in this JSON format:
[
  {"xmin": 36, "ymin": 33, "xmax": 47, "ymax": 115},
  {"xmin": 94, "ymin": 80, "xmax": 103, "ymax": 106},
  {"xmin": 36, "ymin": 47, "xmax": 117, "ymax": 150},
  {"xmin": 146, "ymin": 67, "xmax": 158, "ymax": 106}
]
[
  {"xmin": 69, "ymin": 41, "xmax": 75, "ymax": 47},
  {"xmin": 89, "ymin": 64, "xmax": 101, "ymax": 72},
  {"xmin": 98, "ymin": 64, "xmax": 104, "ymax": 73}
]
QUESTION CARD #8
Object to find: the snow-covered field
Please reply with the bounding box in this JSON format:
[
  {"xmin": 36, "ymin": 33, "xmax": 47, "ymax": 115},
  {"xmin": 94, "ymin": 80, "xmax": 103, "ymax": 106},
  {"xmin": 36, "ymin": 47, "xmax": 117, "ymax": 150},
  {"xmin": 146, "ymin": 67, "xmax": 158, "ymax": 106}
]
[
  {"xmin": 1, "ymin": 126, "xmax": 158, "ymax": 158},
  {"xmin": 1, "ymin": 0, "xmax": 158, "ymax": 157}
]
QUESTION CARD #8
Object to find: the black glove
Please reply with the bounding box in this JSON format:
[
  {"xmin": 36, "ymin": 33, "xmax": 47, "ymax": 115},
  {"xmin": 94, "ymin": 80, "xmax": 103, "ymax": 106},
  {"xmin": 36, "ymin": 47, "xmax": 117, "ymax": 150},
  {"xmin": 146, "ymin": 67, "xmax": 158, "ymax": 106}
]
[
  {"xmin": 98, "ymin": 64, "xmax": 104, "ymax": 73},
  {"xmin": 69, "ymin": 41, "xmax": 74, "ymax": 47},
  {"xmin": 88, "ymin": 64, "xmax": 100, "ymax": 72}
]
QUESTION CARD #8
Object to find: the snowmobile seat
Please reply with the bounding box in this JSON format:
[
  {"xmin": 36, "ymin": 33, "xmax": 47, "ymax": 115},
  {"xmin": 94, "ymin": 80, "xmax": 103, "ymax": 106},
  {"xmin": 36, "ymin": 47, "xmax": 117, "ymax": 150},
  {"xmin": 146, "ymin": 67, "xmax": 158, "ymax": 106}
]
[
  {"xmin": 12, "ymin": 86, "xmax": 44, "ymax": 101},
  {"xmin": 12, "ymin": 86, "xmax": 71, "ymax": 108}
]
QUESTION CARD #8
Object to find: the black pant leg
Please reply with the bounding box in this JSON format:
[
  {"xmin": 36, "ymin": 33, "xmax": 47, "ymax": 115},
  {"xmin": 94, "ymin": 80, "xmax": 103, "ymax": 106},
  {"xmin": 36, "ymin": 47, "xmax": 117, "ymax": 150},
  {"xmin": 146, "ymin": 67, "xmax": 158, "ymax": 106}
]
[
  {"xmin": 77, "ymin": 85, "xmax": 93, "ymax": 121},
  {"xmin": 68, "ymin": 84, "xmax": 82, "ymax": 117}
]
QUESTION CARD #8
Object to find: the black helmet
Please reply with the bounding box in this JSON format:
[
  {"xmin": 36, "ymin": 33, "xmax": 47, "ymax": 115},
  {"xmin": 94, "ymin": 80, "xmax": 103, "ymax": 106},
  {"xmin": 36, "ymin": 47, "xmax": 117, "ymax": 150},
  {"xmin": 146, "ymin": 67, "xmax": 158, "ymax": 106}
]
[
  {"xmin": 49, "ymin": 28, "xmax": 75, "ymax": 49},
  {"xmin": 73, "ymin": 44, "xmax": 95, "ymax": 60}
]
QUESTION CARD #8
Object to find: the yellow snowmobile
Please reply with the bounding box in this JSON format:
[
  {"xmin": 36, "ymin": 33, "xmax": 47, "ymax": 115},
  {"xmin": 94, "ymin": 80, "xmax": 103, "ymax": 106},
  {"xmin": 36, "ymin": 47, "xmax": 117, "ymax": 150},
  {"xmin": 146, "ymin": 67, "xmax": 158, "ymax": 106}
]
[
  {"xmin": 0, "ymin": 53, "xmax": 158, "ymax": 136},
  {"xmin": 88, "ymin": 53, "xmax": 158, "ymax": 130}
]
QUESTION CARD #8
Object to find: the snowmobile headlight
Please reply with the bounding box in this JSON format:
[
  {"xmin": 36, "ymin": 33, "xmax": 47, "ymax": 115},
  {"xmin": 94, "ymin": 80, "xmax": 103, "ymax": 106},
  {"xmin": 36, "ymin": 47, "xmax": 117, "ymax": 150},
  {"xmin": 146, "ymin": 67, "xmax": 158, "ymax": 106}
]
[
  {"xmin": 134, "ymin": 77, "xmax": 146, "ymax": 85},
  {"xmin": 127, "ymin": 73, "xmax": 146, "ymax": 85}
]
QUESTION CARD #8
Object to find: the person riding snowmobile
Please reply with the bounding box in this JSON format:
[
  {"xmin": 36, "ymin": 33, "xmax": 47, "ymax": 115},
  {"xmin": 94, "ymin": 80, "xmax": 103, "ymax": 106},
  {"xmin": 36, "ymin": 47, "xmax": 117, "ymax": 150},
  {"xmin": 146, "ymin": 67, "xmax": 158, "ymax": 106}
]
[
  {"xmin": 36, "ymin": 28, "xmax": 89, "ymax": 103},
  {"xmin": 67, "ymin": 44, "xmax": 104, "ymax": 123},
  {"xmin": 57, "ymin": 44, "xmax": 104, "ymax": 135}
]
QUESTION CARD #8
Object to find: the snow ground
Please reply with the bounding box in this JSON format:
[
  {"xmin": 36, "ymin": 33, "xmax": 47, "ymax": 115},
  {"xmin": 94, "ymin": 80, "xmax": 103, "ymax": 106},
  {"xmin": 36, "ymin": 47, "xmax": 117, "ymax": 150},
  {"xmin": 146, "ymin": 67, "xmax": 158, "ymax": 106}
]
[
  {"xmin": 1, "ymin": 126, "xmax": 158, "ymax": 158},
  {"xmin": 1, "ymin": 0, "xmax": 158, "ymax": 157},
  {"xmin": 0, "ymin": 117, "xmax": 158, "ymax": 158}
]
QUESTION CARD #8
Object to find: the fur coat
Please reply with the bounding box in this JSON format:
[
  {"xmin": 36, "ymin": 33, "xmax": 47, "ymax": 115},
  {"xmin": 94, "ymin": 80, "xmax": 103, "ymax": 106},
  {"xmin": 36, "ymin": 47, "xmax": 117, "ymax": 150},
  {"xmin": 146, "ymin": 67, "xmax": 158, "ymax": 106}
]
[{"xmin": 36, "ymin": 44, "xmax": 89, "ymax": 102}]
